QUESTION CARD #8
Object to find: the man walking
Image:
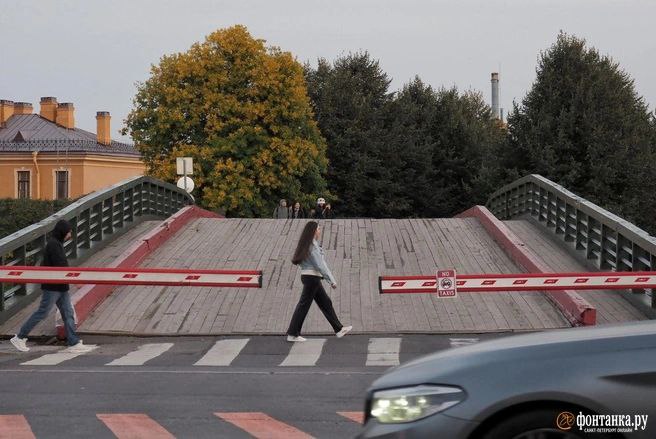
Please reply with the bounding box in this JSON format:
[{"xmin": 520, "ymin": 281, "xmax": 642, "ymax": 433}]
[{"xmin": 11, "ymin": 219, "xmax": 94, "ymax": 353}]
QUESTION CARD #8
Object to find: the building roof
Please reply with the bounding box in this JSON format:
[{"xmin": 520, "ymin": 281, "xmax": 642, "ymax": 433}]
[{"xmin": 0, "ymin": 114, "xmax": 141, "ymax": 157}]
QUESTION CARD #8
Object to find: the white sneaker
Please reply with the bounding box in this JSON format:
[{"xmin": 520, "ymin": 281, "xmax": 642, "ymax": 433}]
[
  {"xmin": 336, "ymin": 325, "xmax": 353, "ymax": 338},
  {"xmin": 10, "ymin": 335, "xmax": 29, "ymax": 352},
  {"xmin": 66, "ymin": 341, "xmax": 97, "ymax": 353},
  {"xmin": 286, "ymin": 335, "xmax": 307, "ymax": 342}
]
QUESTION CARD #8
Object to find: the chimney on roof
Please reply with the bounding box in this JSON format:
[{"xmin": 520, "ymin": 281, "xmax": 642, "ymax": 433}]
[
  {"xmin": 0, "ymin": 100, "xmax": 15, "ymax": 126},
  {"xmin": 39, "ymin": 97, "xmax": 58, "ymax": 122},
  {"xmin": 13, "ymin": 102, "xmax": 33, "ymax": 115},
  {"xmin": 491, "ymin": 72, "xmax": 500, "ymax": 119},
  {"xmin": 96, "ymin": 111, "xmax": 111, "ymax": 145},
  {"xmin": 56, "ymin": 102, "xmax": 75, "ymax": 129}
]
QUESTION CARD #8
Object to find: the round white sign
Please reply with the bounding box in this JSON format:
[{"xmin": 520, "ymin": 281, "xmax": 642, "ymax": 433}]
[{"xmin": 177, "ymin": 176, "xmax": 195, "ymax": 193}]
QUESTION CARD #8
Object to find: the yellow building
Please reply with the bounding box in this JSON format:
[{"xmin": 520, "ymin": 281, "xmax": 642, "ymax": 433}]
[{"xmin": 0, "ymin": 97, "xmax": 144, "ymax": 200}]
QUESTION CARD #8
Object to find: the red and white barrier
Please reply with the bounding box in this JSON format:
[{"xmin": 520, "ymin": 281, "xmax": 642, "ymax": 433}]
[
  {"xmin": 380, "ymin": 271, "xmax": 656, "ymax": 294},
  {"xmin": 0, "ymin": 266, "xmax": 262, "ymax": 288}
]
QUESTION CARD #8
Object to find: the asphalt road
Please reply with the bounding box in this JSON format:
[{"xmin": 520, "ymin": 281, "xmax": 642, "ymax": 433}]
[{"xmin": 0, "ymin": 333, "xmax": 510, "ymax": 438}]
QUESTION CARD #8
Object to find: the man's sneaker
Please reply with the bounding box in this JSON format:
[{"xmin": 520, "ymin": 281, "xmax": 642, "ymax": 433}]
[
  {"xmin": 336, "ymin": 325, "xmax": 353, "ymax": 338},
  {"xmin": 10, "ymin": 335, "xmax": 29, "ymax": 352},
  {"xmin": 66, "ymin": 341, "xmax": 97, "ymax": 353},
  {"xmin": 286, "ymin": 335, "xmax": 307, "ymax": 342}
]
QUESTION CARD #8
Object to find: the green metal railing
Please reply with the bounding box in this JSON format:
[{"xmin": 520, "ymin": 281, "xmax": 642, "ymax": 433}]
[
  {"xmin": 0, "ymin": 176, "xmax": 193, "ymax": 323},
  {"xmin": 487, "ymin": 174, "xmax": 656, "ymax": 312}
]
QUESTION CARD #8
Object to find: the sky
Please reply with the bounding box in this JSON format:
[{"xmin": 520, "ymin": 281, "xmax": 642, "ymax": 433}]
[{"xmin": 1, "ymin": 0, "xmax": 655, "ymax": 143}]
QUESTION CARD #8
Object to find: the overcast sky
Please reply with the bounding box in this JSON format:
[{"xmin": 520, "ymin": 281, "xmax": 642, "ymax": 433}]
[{"xmin": 1, "ymin": 0, "xmax": 655, "ymax": 143}]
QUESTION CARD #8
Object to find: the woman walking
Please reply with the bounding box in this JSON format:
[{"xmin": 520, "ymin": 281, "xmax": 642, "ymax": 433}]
[{"xmin": 287, "ymin": 221, "xmax": 352, "ymax": 342}]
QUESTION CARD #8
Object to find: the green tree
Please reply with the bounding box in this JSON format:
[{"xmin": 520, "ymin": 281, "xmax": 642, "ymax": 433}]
[
  {"xmin": 386, "ymin": 79, "xmax": 505, "ymax": 217},
  {"xmin": 0, "ymin": 199, "xmax": 71, "ymax": 239},
  {"xmin": 500, "ymin": 32, "xmax": 656, "ymax": 228},
  {"xmin": 305, "ymin": 52, "xmax": 395, "ymax": 217},
  {"xmin": 123, "ymin": 25, "xmax": 329, "ymax": 216},
  {"xmin": 306, "ymin": 53, "xmax": 505, "ymax": 218}
]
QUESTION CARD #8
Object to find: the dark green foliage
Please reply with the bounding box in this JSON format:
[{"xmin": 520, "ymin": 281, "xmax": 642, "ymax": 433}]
[
  {"xmin": 305, "ymin": 53, "xmax": 395, "ymax": 217},
  {"xmin": 0, "ymin": 199, "xmax": 71, "ymax": 239},
  {"xmin": 500, "ymin": 32, "xmax": 656, "ymax": 232},
  {"xmin": 306, "ymin": 55, "xmax": 506, "ymax": 218}
]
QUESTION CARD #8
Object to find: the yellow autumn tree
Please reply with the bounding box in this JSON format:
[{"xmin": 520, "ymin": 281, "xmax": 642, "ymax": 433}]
[{"xmin": 123, "ymin": 25, "xmax": 329, "ymax": 216}]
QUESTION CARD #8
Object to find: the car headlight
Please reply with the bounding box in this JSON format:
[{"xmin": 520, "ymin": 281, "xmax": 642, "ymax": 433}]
[{"xmin": 369, "ymin": 385, "xmax": 465, "ymax": 424}]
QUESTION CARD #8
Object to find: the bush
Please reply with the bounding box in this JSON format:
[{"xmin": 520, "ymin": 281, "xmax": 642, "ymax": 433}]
[{"xmin": 0, "ymin": 199, "xmax": 72, "ymax": 239}]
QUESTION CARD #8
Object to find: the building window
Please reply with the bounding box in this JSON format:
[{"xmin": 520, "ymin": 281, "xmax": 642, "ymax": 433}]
[
  {"xmin": 55, "ymin": 170, "xmax": 69, "ymax": 199},
  {"xmin": 17, "ymin": 171, "xmax": 30, "ymax": 199}
]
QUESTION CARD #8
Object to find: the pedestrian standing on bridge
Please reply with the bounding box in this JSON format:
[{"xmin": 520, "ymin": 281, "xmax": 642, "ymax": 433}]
[
  {"xmin": 273, "ymin": 199, "xmax": 290, "ymax": 219},
  {"xmin": 290, "ymin": 201, "xmax": 306, "ymax": 219},
  {"xmin": 10, "ymin": 220, "xmax": 94, "ymax": 353},
  {"xmin": 287, "ymin": 221, "xmax": 352, "ymax": 342}
]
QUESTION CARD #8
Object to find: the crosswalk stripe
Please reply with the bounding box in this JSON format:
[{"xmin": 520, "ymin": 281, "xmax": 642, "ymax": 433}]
[
  {"xmin": 20, "ymin": 346, "xmax": 97, "ymax": 366},
  {"xmin": 216, "ymin": 412, "xmax": 312, "ymax": 439},
  {"xmin": 449, "ymin": 338, "xmax": 479, "ymax": 348},
  {"xmin": 366, "ymin": 337, "xmax": 401, "ymax": 366},
  {"xmin": 97, "ymin": 414, "xmax": 174, "ymax": 439},
  {"xmin": 279, "ymin": 339, "xmax": 326, "ymax": 366},
  {"xmin": 194, "ymin": 339, "xmax": 249, "ymax": 366},
  {"xmin": 337, "ymin": 411, "xmax": 364, "ymax": 424},
  {"xmin": 0, "ymin": 415, "xmax": 36, "ymax": 439},
  {"xmin": 107, "ymin": 343, "xmax": 174, "ymax": 366}
]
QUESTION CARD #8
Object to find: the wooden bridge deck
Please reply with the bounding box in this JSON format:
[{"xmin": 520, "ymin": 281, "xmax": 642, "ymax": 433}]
[
  {"xmin": 506, "ymin": 220, "xmax": 648, "ymax": 324},
  {"xmin": 80, "ymin": 218, "xmax": 570, "ymax": 335}
]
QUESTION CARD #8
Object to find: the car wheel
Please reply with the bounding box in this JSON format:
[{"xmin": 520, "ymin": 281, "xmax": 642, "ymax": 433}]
[{"xmin": 481, "ymin": 409, "xmax": 615, "ymax": 439}]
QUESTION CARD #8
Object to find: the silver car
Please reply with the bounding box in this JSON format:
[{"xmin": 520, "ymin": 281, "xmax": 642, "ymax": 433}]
[{"xmin": 358, "ymin": 320, "xmax": 656, "ymax": 438}]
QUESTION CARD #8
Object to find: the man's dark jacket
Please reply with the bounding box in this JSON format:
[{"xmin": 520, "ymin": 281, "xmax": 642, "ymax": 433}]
[{"xmin": 41, "ymin": 220, "xmax": 71, "ymax": 292}]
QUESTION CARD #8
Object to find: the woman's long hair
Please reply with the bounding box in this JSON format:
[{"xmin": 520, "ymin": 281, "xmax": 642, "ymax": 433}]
[{"xmin": 292, "ymin": 221, "xmax": 318, "ymax": 265}]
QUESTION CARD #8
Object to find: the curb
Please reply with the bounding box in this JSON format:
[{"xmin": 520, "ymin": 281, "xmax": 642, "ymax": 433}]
[
  {"xmin": 456, "ymin": 206, "xmax": 596, "ymax": 326},
  {"xmin": 57, "ymin": 206, "xmax": 221, "ymax": 338}
]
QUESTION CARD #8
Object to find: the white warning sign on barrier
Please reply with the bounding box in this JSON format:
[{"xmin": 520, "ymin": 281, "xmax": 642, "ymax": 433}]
[{"xmin": 437, "ymin": 269, "xmax": 457, "ymax": 298}]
